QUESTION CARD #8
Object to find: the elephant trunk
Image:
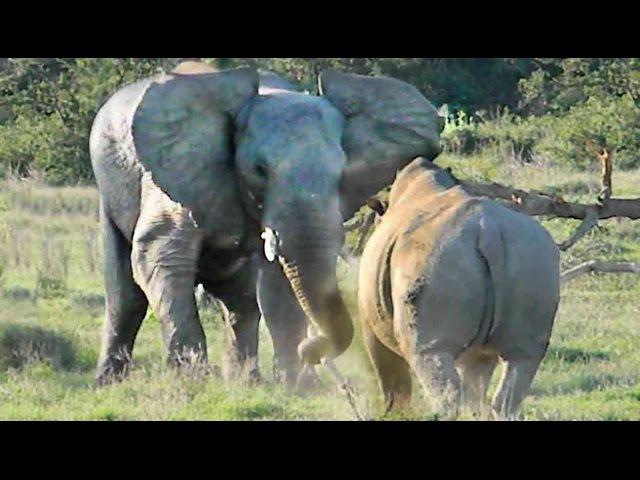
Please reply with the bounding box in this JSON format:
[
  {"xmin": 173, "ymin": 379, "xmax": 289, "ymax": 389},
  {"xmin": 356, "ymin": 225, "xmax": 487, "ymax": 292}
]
[
  {"xmin": 263, "ymin": 204, "xmax": 354, "ymax": 366},
  {"xmin": 279, "ymin": 255, "xmax": 354, "ymax": 365}
]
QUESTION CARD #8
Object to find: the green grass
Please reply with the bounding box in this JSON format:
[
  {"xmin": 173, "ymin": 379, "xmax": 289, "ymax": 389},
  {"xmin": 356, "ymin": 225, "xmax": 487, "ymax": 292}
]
[{"xmin": 1, "ymin": 155, "xmax": 640, "ymax": 420}]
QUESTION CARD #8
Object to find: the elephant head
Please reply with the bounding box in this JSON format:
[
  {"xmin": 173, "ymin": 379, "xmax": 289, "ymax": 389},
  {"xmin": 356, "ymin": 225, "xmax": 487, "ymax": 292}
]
[
  {"xmin": 235, "ymin": 69, "xmax": 444, "ymax": 367},
  {"xmin": 131, "ymin": 63, "xmax": 443, "ymax": 370}
]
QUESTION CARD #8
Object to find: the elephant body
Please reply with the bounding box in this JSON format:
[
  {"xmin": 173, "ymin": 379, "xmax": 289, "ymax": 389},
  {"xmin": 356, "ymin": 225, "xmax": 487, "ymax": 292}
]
[
  {"xmin": 90, "ymin": 66, "xmax": 262, "ymax": 382},
  {"xmin": 89, "ymin": 62, "xmax": 443, "ymax": 386},
  {"xmin": 358, "ymin": 158, "xmax": 560, "ymax": 418}
]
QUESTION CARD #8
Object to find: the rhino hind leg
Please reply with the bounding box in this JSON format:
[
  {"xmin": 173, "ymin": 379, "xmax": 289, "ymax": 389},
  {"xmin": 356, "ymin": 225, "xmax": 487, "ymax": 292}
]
[
  {"xmin": 457, "ymin": 350, "xmax": 499, "ymax": 419},
  {"xmin": 492, "ymin": 357, "xmax": 542, "ymax": 420},
  {"xmin": 411, "ymin": 349, "xmax": 461, "ymax": 420},
  {"xmin": 361, "ymin": 321, "xmax": 412, "ymax": 413}
]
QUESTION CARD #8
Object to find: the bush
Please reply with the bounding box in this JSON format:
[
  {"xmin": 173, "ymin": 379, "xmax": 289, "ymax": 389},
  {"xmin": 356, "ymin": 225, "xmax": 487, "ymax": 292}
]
[
  {"xmin": 0, "ymin": 58, "xmax": 176, "ymax": 184},
  {"xmin": 0, "ymin": 196, "xmax": 6, "ymax": 289},
  {"xmin": 0, "ymin": 58, "xmax": 538, "ymax": 184},
  {"xmin": 442, "ymin": 95, "xmax": 640, "ymax": 170},
  {"xmin": 536, "ymin": 95, "xmax": 640, "ymax": 169},
  {"xmin": 442, "ymin": 109, "xmax": 548, "ymax": 163},
  {"xmin": 1, "ymin": 58, "xmax": 637, "ymax": 182}
]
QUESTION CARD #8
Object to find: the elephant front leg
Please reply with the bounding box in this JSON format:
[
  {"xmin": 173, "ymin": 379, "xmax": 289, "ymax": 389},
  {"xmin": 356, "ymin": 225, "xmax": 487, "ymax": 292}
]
[
  {"xmin": 257, "ymin": 259, "xmax": 311, "ymax": 390},
  {"xmin": 218, "ymin": 301, "xmax": 261, "ymax": 383},
  {"xmin": 131, "ymin": 218, "xmax": 207, "ymax": 369},
  {"xmin": 204, "ymin": 253, "xmax": 262, "ymax": 384}
]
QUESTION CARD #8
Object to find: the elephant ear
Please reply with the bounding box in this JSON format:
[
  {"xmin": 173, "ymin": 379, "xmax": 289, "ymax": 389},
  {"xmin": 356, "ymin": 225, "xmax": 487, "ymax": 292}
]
[
  {"xmin": 132, "ymin": 67, "xmax": 259, "ymax": 237},
  {"xmin": 319, "ymin": 70, "xmax": 444, "ymax": 218}
]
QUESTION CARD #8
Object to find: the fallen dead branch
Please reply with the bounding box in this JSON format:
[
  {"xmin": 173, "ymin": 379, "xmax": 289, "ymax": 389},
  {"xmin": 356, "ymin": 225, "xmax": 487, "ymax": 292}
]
[
  {"xmin": 456, "ymin": 179, "xmax": 640, "ymax": 221},
  {"xmin": 321, "ymin": 358, "xmax": 369, "ymax": 421},
  {"xmin": 344, "ymin": 146, "xmax": 640, "ymax": 288},
  {"xmin": 348, "ymin": 174, "xmax": 640, "ymax": 255},
  {"xmin": 453, "ymin": 146, "xmax": 640, "ymax": 251},
  {"xmin": 560, "ymin": 261, "xmax": 640, "ymax": 284},
  {"xmin": 556, "ymin": 210, "xmax": 600, "ymax": 251},
  {"xmin": 449, "ymin": 146, "xmax": 640, "ymax": 224}
]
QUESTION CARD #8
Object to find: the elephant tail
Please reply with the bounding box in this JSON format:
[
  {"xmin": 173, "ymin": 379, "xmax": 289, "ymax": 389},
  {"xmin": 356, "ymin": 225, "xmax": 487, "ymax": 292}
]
[{"xmin": 476, "ymin": 215, "xmax": 509, "ymax": 344}]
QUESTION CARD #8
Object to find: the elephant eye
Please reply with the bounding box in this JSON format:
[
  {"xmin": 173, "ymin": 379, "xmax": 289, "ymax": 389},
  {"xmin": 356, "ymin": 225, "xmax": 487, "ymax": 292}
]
[{"xmin": 255, "ymin": 163, "xmax": 268, "ymax": 179}]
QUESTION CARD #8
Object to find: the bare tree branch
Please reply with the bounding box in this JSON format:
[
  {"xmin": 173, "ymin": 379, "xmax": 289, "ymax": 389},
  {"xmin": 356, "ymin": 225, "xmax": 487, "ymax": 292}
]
[
  {"xmin": 456, "ymin": 178, "xmax": 640, "ymax": 220},
  {"xmin": 561, "ymin": 261, "xmax": 640, "ymax": 284},
  {"xmin": 452, "ymin": 142, "xmax": 640, "ymax": 222},
  {"xmin": 344, "ymin": 145, "xmax": 639, "ymax": 263},
  {"xmin": 585, "ymin": 141, "xmax": 614, "ymax": 203},
  {"xmin": 557, "ymin": 209, "xmax": 600, "ymax": 251}
]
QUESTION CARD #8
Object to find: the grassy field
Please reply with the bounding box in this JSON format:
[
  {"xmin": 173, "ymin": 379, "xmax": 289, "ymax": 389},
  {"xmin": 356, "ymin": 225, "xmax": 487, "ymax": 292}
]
[{"xmin": 1, "ymin": 153, "xmax": 639, "ymax": 420}]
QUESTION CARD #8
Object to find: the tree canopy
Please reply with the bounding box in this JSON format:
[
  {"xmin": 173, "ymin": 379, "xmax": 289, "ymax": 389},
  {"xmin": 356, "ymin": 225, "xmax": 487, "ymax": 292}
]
[{"xmin": 0, "ymin": 58, "xmax": 637, "ymax": 184}]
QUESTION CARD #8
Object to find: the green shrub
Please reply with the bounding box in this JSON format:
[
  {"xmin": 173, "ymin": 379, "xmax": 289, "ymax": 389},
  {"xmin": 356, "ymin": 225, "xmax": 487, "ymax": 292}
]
[
  {"xmin": 442, "ymin": 109, "xmax": 548, "ymax": 163},
  {"xmin": 1, "ymin": 58, "xmax": 637, "ymax": 182},
  {"xmin": 442, "ymin": 95, "xmax": 640, "ymax": 170},
  {"xmin": 536, "ymin": 95, "xmax": 640, "ymax": 169},
  {"xmin": 0, "ymin": 58, "xmax": 176, "ymax": 184}
]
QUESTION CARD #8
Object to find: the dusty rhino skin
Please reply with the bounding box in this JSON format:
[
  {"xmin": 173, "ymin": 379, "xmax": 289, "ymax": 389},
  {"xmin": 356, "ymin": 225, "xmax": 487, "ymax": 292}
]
[{"xmin": 358, "ymin": 157, "xmax": 560, "ymax": 419}]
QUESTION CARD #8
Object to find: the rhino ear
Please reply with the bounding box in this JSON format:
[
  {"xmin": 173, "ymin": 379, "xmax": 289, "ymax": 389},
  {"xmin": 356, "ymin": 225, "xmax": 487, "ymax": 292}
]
[
  {"xmin": 319, "ymin": 70, "xmax": 443, "ymax": 217},
  {"xmin": 132, "ymin": 67, "xmax": 259, "ymax": 233}
]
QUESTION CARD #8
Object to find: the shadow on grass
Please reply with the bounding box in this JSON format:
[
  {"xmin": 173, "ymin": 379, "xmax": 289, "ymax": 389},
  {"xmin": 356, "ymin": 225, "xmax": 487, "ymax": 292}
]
[
  {"xmin": 529, "ymin": 346, "xmax": 618, "ymax": 397},
  {"xmin": 2, "ymin": 286, "xmax": 34, "ymax": 302},
  {"xmin": 546, "ymin": 346, "xmax": 611, "ymax": 364},
  {"xmin": 69, "ymin": 291, "xmax": 105, "ymax": 310},
  {"xmin": 232, "ymin": 404, "xmax": 287, "ymax": 419},
  {"xmin": 0, "ymin": 323, "xmax": 93, "ymax": 372}
]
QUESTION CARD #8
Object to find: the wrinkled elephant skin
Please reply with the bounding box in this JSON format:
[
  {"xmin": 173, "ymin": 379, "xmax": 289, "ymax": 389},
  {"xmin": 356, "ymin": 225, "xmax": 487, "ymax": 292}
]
[{"xmin": 89, "ymin": 62, "xmax": 443, "ymax": 388}]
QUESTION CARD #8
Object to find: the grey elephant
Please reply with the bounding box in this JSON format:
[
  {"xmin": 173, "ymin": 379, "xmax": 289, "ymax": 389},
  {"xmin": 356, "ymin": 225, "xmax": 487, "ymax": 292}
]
[
  {"xmin": 357, "ymin": 157, "xmax": 560, "ymax": 419},
  {"xmin": 89, "ymin": 61, "xmax": 443, "ymax": 386}
]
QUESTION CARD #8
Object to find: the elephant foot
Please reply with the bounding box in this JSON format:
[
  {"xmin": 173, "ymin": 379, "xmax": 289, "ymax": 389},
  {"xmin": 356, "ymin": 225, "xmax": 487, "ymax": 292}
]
[
  {"xmin": 167, "ymin": 347, "xmax": 211, "ymax": 379},
  {"xmin": 223, "ymin": 357, "xmax": 263, "ymax": 386},
  {"xmin": 94, "ymin": 355, "xmax": 131, "ymax": 387},
  {"xmin": 272, "ymin": 360, "xmax": 299, "ymax": 389}
]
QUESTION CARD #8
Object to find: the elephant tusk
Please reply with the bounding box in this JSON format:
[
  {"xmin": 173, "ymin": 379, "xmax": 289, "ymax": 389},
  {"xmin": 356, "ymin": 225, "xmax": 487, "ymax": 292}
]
[{"xmin": 261, "ymin": 227, "xmax": 279, "ymax": 262}]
